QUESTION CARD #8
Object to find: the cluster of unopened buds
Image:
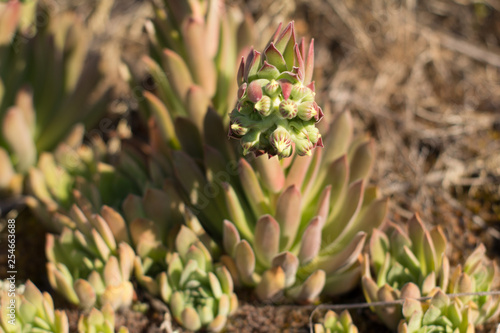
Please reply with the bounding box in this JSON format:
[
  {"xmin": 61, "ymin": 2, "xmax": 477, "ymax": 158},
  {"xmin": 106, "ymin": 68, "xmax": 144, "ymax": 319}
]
[{"xmin": 229, "ymin": 22, "xmax": 324, "ymax": 158}]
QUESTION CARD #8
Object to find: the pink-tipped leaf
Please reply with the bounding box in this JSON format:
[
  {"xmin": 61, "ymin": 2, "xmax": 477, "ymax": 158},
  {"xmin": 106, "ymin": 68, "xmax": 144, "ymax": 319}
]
[
  {"xmin": 272, "ymin": 252, "xmax": 299, "ymax": 287},
  {"xmin": 182, "ymin": 17, "xmax": 217, "ymax": 97},
  {"xmin": 298, "ymin": 216, "xmax": 323, "ymax": 264},
  {"xmin": 264, "ymin": 43, "xmax": 287, "ymax": 72},
  {"xmin": 275, "ymin": 185, "xmax": 302, "ymax": 251},
  {"xmin": 304, "ymin": 39, "xmax": 315, "ymax": 84}
]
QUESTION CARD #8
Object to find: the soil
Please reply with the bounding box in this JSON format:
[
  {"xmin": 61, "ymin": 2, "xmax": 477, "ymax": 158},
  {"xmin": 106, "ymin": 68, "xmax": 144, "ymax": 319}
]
[{"xmin": 1, "ymin": 0, "xmax": 500, "ymax": 332}]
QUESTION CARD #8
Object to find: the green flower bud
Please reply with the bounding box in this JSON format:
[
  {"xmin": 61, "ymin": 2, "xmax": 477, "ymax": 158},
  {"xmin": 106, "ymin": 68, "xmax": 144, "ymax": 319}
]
[
  {"xmin": 295, "ymin": 136, "xmax": 314, "ymax": 156},
  {"xmin": 270, "ymin": 126, "xmax": 293, "ymax": 159},
  {"xmin": 230, "ymin": 118, "xmax": 249, "ymax": 137},
  {"xmin": 305, "ymin": 125, "xmax": 321, "ymax": 146},
  {"xmin": 279, "ymin": 100, "xmax": 298, "ymax": 119},
  {"xmin": 302, "ymin": 89, "xmax": 315, "ymax": 102},
  {"xmin": 241, "ymin": 130, "xmax": 260, "ymax": 155},
  {"xmin": 264, "ymin": 80, "xmax": 280, "ymax": 97},
  {"xmin": 233, "ymin": 102, "xmax": 253, "ymax": 116},
  {"xmin": 291, "ymin": 83, "xmax": 313, "ymax": 101},
  {"xmin": 255, "ymin": 95, "xmax": 272, "ymax": 117},
  {"xmin": 297, "ymin": 101, "xmax": 319, "ymax": 121}
]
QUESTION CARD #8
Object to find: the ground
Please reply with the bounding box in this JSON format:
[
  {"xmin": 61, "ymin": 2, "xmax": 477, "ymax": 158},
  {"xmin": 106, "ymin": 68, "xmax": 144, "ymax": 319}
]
[{"xmin": 1, "ymin": 0, "xmax": 500, "ymax": 332}]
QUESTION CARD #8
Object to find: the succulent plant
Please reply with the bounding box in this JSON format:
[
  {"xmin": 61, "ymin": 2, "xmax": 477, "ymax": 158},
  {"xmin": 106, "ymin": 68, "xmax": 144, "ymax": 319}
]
[
  {"xmin": 80, "ymin": 184, "xmax": 235, "ymax": 332},
  {"xmin": 125, "ymin": 0, "xmax": 255, "ymax": 188},
  {"xmin": 0, "ymin": 0, "xmax": 112, "ymax": 197},
  {"xmin": 170, "ymin": 110, "xmax": 387, "ymax": 302},
  {"xmin": 398, "ymin": 289, "xmax": 475, "ymax": 333},
  {"xmin": 447, "ymin": 244, "xmax": 500, "ymax": 326},
  {"xmin": 26, "ymin": 130, "xmax": 148, "ymax": 232},
  {"xmin": 362, "ymin": 214, "xmax": 449, "ymax": 330},
  {"xmin": 42, "ymin": 177, "xmax": 235, "ymax": 331},
  {"xmin": 131, "ymin": 0, "xmax": 254, "ymax": 141},
  {"xmin": 0, "ymin": 280, "xmax": 69, "ymax": 333},
  {"xmin": 397, "ymin": 245, "xmax": 500, "ymax": 333},
  {"xmin": 0, "ymin": 0, "xmax": 37, "ymax": 196},
  {"xmin": 135, "ymin": 12, "xmax": 386, "ymax": 303},
  {"xmin": 228, "ymin": 21, "xmax": 323, "ymax": 158},
  {"xmin": 121, "ymin": 185, "xmax": 192, "ymax": 259},
  {"xmin": 314, "ymin": 310, "xmax": 359, "ymax": 333},
  {"xmin": 45, "ymin": 204, "xmax": 136, "ymax": 311},
  {"xmin": 77, "ymin": 304, "xmax": 129, "ymax": 333},
  {"xmin": 134, "ymin": 213, "xmax": 237, "ymax": 332}
]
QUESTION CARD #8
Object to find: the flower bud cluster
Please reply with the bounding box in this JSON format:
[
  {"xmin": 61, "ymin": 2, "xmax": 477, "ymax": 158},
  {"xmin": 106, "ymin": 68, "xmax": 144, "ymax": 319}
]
[{"xmin": 228, "ymin": 22, "xmax": 323, "ymax": 158}]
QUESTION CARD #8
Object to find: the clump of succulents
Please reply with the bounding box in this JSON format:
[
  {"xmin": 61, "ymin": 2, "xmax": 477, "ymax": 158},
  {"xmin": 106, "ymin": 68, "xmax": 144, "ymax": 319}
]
[
  {"xmin": 118, "ymin": 186, "xmax": 202, "ymax": 289},
  {"xmin": 114, "ymin": 187, "xmax": 238, "ymax": 332},
  {"xmin": 447, "ymin": 244, "xmax": 500, "ymax": 326},
  {"xmin": 0, "ymin": 0, "xmax": 37, "ymax": 196},
  {"xmin": 45, "ymin": 204, "xmax": 136, "ymax": 311},
  {"xmin": 26, "ymin": 130, "xmax": 147, "ymax": 232},
  {"xmin": 132, "ymin": 0, "xmax": 254, "ymax": 143},
  {"xmin": 363, "ymin": 215, "xmax": 500, "ymax": 331},
  {"xmin": 229, "ymin": 21, "xmax": 323, "ymax": 158},
  {"xmin": 77, "ymin": 304, "xmax": 129, "ymax": 333},
  {"xmin": 314, "ymin": 310, "xmax": 359, "ymax": 333},
  {"xmin": 205, "ymin": 111, "xmax": 387, "ymax": 302},
  {"xmin": 362, "ymin": 214, "xmax": 449, "ymax": 329},
  {"xmin": 139, "ymin": 15, "xmax": 386, "ymax": 303},
  {"xmin": 0, "ymin": 280, "xmax": 69, "ymax": 333},
  {"xmin": 43, "ymin": 180, "xmax": 236, "ymax": 332},
  {"xmin": 134, "ymin": 213, "xmax": 237, "ymax": 332},
  {"xmin": 128, "ymin": 0, "xmax": 255, "ymax": 241},
  {"xmin": 0, "ymin": 0, "xmax": 112, "ymax": 197},
  {"xmin": 143, "ymin": 19, "xmax": 385, "ymax": 302},
  {"xmin": 91, "ymin": 183, "xmax": 233, "ymax": 332},
  {"xmin": 398, "ymin": 289, "xmax": 475, "ymax": 333}
]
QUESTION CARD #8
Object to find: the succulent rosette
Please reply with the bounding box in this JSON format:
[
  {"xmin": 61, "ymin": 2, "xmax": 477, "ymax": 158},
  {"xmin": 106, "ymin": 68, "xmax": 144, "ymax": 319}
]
[
  {"xmin": 169, "ymin": 110, "xmax": 387, "ymax": 303},
  {"xmin": 130, "ymin": 0, "xmax": 254, "ymax": 148},
  {"xmin": 77, "ymin": 304, "xmax": 129, "ymax": 333},
  {"xmin": 45, "ymin": 204, "xmax": 136, "ymax": 311},
  {"xmin": 228, "ymin": 21, "xmax": 323, "ymax": 158},
  {"xmin": 26, "ymin": 130, "xmax": 148, "ymax": 232},
  {"xmin": 0, "ymin": 1, "xmax": 113, "ymax": 197},
  {"xmin": 42, "ymin": 174, "xmax": 238, "ymax": 331},
  {"xmin": 133, "ymin": 7, "xmax": 386, "ymax": 308},
  {"xmin": 0, "ymin": 280, "xmax": 69, "ymax": 333},
  {"xmin": 145, "ymin": 226, "xmax": 237, "ymax": 332},
  {"xmin": 139, "ymin": 16, "xmax": 387, "ymax": 303},
  {"xmin": 44, "ymin": 177, "xmax": 237, "ymax": 331},
  {"xmin": 193, "ymin": 111, "xmax": 387, "ymax": 302},
  {"xmin": 447, "ymin": 244, "xmax": 500, "ymax": 326},
  {"xmin": 362, "ymin": 214, "xmax": 449, "ymax": 330},
  {"xmin": 131, "ymin": 205, "xmax": 237, "ymax": 332},
  {"xmin": 0, "ymin": 0, "xmax": 37, "ymax": 196},
  {"xmin": 314, "ymin": 310, "xmax": 359, "ymax": 333},
  {"xmin": 398, "ymin": 289, "xmax": 476, "ymax": 333}
]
